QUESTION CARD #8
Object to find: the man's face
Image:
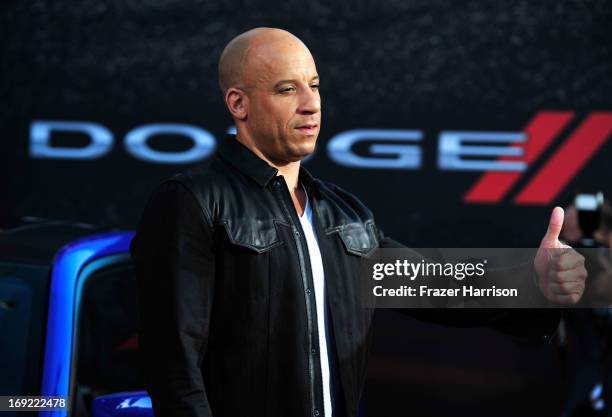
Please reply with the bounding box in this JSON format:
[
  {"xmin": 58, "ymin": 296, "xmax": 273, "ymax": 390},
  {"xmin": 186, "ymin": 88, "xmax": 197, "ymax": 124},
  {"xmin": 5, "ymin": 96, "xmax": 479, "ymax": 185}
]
[{"xmin": 243, "ymin": 39, "xmax": 321, "ymax": 164}]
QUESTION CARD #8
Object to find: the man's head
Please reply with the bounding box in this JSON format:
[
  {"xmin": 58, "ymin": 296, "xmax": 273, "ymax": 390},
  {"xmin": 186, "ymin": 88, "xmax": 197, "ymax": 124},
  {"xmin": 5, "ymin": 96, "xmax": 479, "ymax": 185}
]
[
  {"xmin": 561, "ymin": 203, "xmax": 583, "ymax": 244},
  {"xmin": 218, "ymin": 28, "xmax": 321, "ymax": 166}
]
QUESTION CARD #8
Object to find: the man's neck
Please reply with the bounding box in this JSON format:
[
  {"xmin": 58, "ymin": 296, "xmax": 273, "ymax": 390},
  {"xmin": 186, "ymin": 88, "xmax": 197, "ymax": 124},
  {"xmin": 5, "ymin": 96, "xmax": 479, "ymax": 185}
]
[
  {"xmin": 275, "ymin": 163, "xmax": 300, "ymax": 192},
  {"xmin": 234, "ymin": 132, "xmax": 306, "ymax": 216},
  {"xmin": 276, "ymin": 163, "xmax": 307, "ymax": 216}
]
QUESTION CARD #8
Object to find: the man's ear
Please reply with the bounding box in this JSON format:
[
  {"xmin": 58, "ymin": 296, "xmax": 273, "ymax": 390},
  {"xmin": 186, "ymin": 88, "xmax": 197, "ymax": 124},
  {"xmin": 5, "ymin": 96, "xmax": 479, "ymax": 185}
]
[{"xmin": 225, "ymin": 87, "xmax": 248, "ymax": 120}]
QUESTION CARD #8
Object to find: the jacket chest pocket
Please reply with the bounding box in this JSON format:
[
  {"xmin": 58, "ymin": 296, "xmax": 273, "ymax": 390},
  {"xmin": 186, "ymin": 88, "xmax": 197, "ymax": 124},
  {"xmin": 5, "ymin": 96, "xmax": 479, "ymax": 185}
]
[
  {"xmin": 220, "ymin": 218, "xmax": 284, "ymax": 253},
  {"xmin": 334, "ymin": 220, "xmax": 379, "ymax": 257},
  {"xmin": 217, "ymin": 218, "xmax": 286, "ymax": 303},
  {"xmin": 327, "ymin": 221, "xmax": 377, "ymax": 350}
]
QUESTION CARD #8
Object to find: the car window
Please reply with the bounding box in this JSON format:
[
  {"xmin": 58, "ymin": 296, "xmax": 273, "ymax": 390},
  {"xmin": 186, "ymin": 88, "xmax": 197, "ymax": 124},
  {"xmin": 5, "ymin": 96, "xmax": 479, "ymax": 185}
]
[
  {"xmin": 73, "ymin": 261, "xmax": 144, "ymax": 416},
  {"xmin": 0, "ymin": 262, "xmax": 49, "ymax": 417}
]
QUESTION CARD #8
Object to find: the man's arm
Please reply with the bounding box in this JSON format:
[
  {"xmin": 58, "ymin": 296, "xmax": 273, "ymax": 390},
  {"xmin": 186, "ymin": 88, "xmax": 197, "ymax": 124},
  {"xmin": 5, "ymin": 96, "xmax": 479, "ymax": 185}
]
[
  {"xmin": 130, "ymin": 180, "xmax": 215, "ymax": 417},
  {"xmin": 373, "ymin": 225, "xmax": 561, "ymax": 343}
]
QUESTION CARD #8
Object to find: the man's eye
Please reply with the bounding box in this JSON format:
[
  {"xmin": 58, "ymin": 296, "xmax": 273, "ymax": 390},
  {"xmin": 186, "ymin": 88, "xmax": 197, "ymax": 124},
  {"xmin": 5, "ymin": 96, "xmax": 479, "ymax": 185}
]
[
  {"xmin": 311, "ymin": 84, "xmax": 320, "ymax": 90},
  {"xmin": 280, "ymin": 87, "xmax": 296, "ymax": 93}
]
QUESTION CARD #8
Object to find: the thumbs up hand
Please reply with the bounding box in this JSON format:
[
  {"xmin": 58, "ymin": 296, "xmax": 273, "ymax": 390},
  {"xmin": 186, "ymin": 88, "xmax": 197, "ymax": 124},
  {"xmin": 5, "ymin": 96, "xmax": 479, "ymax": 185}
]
[{"xmin": 534, "ymin": 207, "xmax": 587, "ymax": 304}]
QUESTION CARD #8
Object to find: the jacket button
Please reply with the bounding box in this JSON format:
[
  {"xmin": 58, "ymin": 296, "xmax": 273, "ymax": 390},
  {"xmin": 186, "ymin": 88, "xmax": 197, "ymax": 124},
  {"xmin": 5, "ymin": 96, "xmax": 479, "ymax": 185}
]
[
  {"xmin": 313, "ymin": 409, "xmax": 320, "ymax": 416},
  {"xmin": 305, "ymin": 288, "xmax": 311, "ymax": 296},
  {"xmin": 311, "ymin": 348, "xmax": 317, "ymax": 354},
  {"xmin": 294, "ymin": 230, "xmax": 300, "ymax": 237}
]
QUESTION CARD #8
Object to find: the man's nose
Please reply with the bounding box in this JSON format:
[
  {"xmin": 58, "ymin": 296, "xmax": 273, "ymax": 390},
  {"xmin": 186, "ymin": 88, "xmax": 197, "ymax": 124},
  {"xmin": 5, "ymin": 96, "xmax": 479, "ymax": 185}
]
[{"xmin": 297, "ymin": 88, "xmax": 321, "ymax": 114}]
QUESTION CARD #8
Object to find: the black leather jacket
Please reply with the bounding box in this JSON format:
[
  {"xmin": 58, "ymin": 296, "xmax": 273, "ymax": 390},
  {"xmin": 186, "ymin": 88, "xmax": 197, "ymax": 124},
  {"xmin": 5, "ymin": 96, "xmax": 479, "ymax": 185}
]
[{"xmin": 131, "ymin": 136, "xmax": 558, "ymax": 417}]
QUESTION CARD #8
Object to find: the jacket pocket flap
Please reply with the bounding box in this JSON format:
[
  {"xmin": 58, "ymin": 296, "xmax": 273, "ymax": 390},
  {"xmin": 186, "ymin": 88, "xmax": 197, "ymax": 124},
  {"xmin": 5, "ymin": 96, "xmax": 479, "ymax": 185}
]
[
  {"xmin": 336, "ymin": 221, "xmax": 378, "ymax": 257},
  {"xmin": 221, "ymin": 218, "xmax": 283, "ymax": 253}
]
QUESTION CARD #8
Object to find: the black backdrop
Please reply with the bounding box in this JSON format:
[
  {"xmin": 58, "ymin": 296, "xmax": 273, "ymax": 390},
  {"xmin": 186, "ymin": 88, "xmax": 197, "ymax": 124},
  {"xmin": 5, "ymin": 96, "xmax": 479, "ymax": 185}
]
[{"xmin": 2, "ymin": 1, "xmax": 611, "ymax": 416}]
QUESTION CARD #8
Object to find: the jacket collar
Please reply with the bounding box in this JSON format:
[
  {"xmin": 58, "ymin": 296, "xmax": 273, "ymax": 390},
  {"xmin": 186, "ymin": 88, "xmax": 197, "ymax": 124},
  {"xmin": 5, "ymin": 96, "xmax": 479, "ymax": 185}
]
[
  {"xmin": 218, "ymin": 135, "xmax": 279, "ymax": 187},
  {"xmin": 218, "ymin": 135, "xmax": 317, "ymax": 193}
]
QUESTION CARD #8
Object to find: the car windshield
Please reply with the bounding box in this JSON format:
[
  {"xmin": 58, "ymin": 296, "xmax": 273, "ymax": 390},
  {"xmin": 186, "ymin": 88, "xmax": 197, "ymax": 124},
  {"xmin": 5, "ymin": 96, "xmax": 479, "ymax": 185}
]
[{"xmin": 0, "ymin": 262, "xmax": 49, "ymax": 397}]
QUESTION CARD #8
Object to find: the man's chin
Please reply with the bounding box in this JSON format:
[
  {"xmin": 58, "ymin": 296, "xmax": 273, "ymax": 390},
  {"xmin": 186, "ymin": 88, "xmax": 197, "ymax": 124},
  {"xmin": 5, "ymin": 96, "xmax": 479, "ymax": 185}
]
[{"xmin": 289, "ymin": 143, "xmax": 317, "ymax": 162}]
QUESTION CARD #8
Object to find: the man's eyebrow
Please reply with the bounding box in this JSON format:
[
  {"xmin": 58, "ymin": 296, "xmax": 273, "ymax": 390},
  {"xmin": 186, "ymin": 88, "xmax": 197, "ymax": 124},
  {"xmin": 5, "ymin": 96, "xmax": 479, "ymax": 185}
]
[{"xmin": 273, "ymin": 76, "xmax": 320, "ymax": 88}]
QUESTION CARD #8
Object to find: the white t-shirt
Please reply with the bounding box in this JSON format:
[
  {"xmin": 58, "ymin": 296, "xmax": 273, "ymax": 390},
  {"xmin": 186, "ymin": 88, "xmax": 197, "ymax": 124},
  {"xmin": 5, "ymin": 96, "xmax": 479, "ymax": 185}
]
[{"xmin": 298, "ymin": 189, "xmax": 333, "ymax": 417}]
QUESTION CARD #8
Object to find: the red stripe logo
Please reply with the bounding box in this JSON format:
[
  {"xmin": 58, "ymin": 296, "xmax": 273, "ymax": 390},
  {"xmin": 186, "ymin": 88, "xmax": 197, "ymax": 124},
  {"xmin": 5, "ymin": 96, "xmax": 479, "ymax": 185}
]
[{"xmin": 464, "ymin": 111, "xmax": 612, "ymax": 205}]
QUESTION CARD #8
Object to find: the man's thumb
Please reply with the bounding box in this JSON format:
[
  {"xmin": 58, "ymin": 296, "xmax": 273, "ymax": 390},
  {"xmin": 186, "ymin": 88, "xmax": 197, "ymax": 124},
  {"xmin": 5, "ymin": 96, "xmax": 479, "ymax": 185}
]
[{"xmin": 542, "ymin": 206, "xmax": 564, "ymax": 246}]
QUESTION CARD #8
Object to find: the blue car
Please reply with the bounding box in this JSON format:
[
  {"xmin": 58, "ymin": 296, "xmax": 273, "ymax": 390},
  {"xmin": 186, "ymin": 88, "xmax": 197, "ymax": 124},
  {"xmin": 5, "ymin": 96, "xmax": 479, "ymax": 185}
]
[{"xmin": 0, "ymin": 220, "xmax": 153, "ymax": 417}]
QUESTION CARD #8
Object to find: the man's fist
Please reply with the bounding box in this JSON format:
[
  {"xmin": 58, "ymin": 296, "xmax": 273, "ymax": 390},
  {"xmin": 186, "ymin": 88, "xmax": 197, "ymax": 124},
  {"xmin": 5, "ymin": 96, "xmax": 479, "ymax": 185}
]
[{"xmin": 534, "ymin": 207, "xmax": 587, "ymax": 304}]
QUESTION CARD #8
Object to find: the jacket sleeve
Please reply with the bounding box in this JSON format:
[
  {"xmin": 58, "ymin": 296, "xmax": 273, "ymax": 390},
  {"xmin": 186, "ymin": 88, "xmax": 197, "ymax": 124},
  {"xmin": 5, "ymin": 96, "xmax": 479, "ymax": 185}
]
[
  {"xmin": 130, "ymin": 180, "xmax": 215, "ymax": 417},
  {"xmin": 373, "ymin": 224, "xmax": 560, "ymax": 344}
]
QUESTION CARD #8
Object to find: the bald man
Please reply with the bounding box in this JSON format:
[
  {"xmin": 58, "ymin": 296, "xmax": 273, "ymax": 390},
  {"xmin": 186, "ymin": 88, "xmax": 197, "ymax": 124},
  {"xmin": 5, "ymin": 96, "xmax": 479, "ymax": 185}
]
[{"xmin": 131, "ymin": 28, "xmax": 586, "ymax": 417}]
